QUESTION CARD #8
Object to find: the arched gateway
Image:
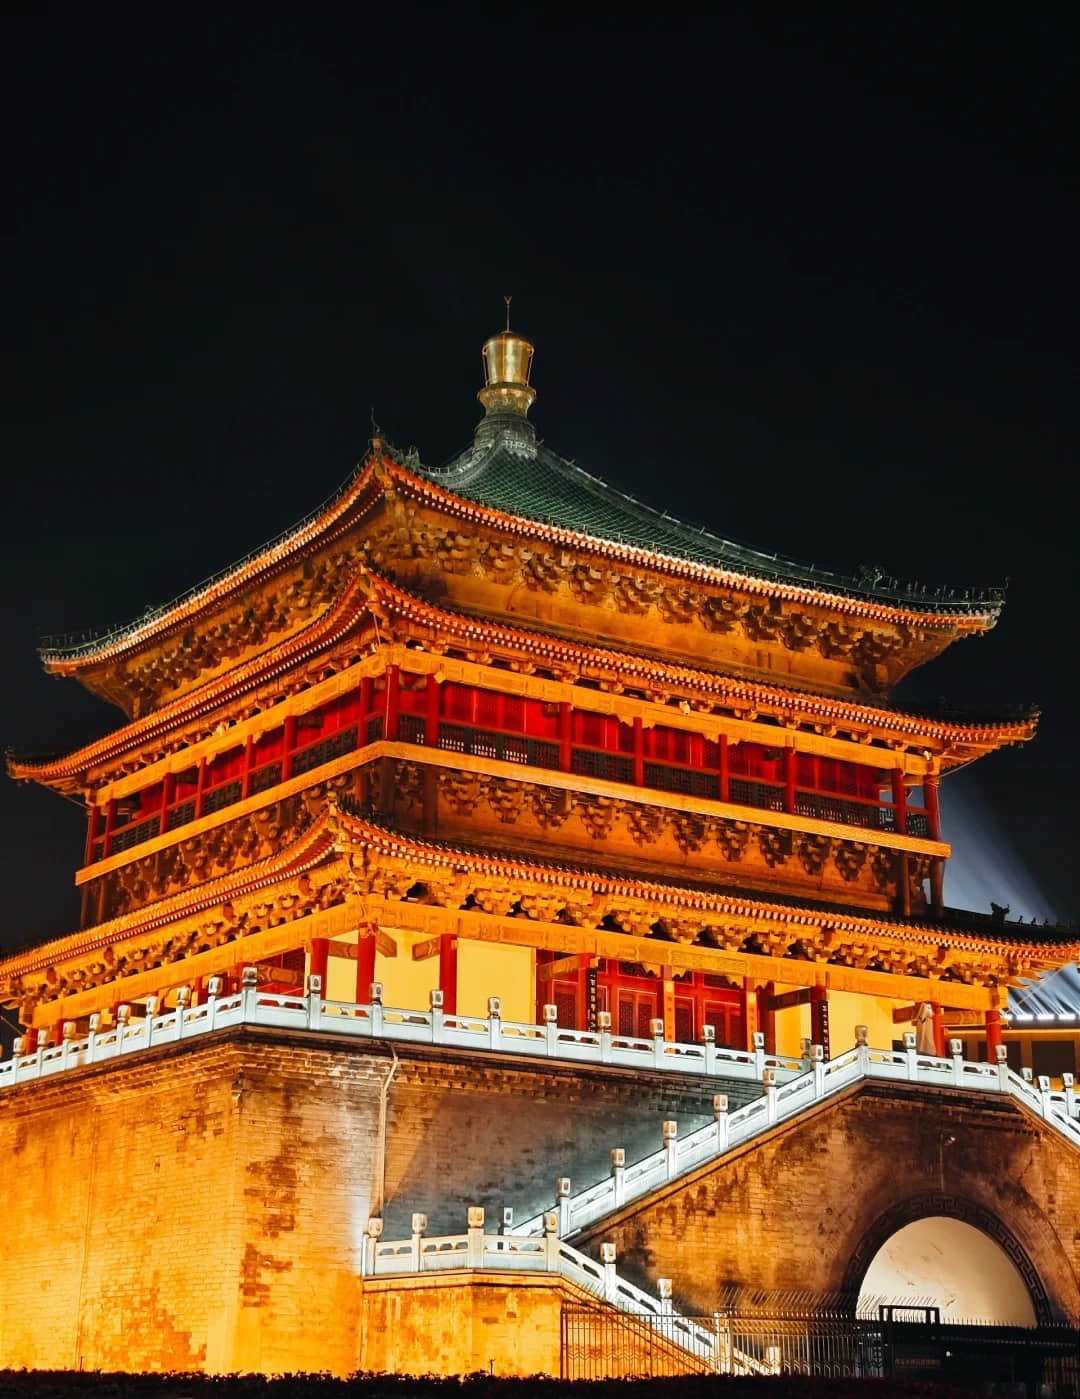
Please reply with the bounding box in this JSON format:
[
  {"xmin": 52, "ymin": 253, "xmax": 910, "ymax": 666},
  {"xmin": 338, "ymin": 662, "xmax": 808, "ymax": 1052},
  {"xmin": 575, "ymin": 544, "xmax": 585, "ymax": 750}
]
[{"xmin": 2, "ymin": 324, "xmax": 1078, "ymax": 1378}]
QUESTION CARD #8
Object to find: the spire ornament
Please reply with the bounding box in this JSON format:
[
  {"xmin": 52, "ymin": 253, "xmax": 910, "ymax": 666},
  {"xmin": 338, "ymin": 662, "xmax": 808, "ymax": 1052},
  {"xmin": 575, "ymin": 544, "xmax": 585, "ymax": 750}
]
[{"xmin": 475, "ymin": 302, "xmax": 537, "ymax": 448}]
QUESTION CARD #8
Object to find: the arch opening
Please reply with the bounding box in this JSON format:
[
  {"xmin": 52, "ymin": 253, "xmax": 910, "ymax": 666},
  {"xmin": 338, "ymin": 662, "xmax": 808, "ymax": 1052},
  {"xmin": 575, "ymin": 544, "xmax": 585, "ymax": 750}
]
[{"xmin": 858, "ymin": 1216, "xmax": 1037, "ymax": 1327}]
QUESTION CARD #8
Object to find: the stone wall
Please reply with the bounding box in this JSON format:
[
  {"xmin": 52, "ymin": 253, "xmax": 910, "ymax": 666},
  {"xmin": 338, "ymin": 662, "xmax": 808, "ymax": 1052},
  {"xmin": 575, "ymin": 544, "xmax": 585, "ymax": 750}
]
[
  {"xmin": 580, "ymin": 1081, "xmax": 1080, "ymax": 1324},
  {"xmin": 0, "ymin": 1027, "xmax": 722, "ymax": 1374}
]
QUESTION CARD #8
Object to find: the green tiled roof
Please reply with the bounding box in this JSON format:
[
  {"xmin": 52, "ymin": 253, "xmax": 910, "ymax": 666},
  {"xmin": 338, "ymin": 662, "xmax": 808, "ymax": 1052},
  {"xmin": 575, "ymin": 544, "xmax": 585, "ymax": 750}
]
[{"xmin": 423, "ymin": 430, "xmax": 1004, "ymax": 615}]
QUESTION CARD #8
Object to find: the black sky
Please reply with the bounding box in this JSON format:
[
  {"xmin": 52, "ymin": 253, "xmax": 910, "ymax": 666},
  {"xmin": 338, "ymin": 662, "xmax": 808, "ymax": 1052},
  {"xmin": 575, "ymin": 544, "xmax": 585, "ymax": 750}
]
[{"xmin": 3, "ymin": 10, "xmax": 1078, "ymax": 953}]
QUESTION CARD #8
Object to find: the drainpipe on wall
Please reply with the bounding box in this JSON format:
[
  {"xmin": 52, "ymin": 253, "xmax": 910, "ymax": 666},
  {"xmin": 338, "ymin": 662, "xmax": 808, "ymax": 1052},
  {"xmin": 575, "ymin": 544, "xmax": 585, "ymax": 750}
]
[{"xmin": 371, "ymin": 1046, "xmax": 399, "ymax": 1219}]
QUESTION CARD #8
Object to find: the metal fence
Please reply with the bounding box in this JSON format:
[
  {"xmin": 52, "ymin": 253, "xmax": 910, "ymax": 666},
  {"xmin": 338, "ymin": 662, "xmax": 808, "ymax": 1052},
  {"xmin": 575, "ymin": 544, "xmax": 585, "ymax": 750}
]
[{"xmin": 561, "ymin": 1303, "xmax": 1080, "ymax": 1390}]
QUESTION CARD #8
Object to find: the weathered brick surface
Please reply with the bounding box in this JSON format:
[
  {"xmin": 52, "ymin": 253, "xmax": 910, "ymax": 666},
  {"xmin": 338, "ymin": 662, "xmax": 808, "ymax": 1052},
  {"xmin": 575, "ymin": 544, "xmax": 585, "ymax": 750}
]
[
  {"xmin": 582, "ymin": 1082, "xmax": 1080, "ymax": 1323},
  {"xmin": 0, "ymin": 1028, "xmax": 729, "ymax": 1373}
]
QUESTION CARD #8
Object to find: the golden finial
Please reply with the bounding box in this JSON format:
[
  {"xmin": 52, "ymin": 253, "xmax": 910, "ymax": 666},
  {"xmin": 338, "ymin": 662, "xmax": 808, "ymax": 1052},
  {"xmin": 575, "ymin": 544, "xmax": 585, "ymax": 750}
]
[{"xmin": 477, "ymin": 303, "xmax": 536, "ymax": 431}]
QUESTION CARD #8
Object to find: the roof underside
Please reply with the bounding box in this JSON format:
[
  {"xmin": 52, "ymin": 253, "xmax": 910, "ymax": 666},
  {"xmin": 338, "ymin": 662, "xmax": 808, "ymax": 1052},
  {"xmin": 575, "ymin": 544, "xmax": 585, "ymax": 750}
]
[{"xmin": 424, "ymin": 432, "xmax": 1005, "ymax": 615}]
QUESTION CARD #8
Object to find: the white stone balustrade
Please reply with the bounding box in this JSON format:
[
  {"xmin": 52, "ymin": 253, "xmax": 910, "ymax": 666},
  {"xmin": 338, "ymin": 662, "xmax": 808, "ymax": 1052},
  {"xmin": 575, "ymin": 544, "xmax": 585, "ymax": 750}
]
[
  {"xmin": 0, "ymin": 973, "xmax": 803, "ymax": 1093},
  {"xmin": 2, "ymin": 978, "xmax": 1078, "ymax": 1171},
  {"xmin": 513, "ymin": 1027, "xmax": 1080, "ymax": 1240}
]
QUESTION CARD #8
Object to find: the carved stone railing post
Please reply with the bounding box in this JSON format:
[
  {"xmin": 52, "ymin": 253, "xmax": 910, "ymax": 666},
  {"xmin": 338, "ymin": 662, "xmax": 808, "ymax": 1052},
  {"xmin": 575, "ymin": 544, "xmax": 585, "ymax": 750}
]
[
  {"xmin": 611, "ymin": 1148, "xmax": 626, "ymax": 1208},
  {"xmin": 410, "ymin": 1212, "xmax": 427, "ymax": 1272},
  {"xmin": 1022, "ymin": 1066, "xmax": 1034, "ymax": 1085},
  {"xmin": 949, "ymin": 1038, "xmax": 964, "ymax": 1087},
  {"xmin": 86, "ymin": 1013, "xmax": 101, "ymax": 1062},
  {"xmin": 601, "ymin": 1241, "xmax": 618, "ymax": 1302},
  {"xmin": 144, "ymin": 996, "xmax": 158, "ymax": 1050},
  {"xmin": 713, "ymin": 1094, "xmax": 729, "ymax": 1156},
  {"xmin": 855, "ymin": 1024, "xmax": 869, "ymax": 1073},
  {"xmin": 542, "ymin": 1003, "xmax": 559, "ymax": 1056},
  {"xmin": 60, "ymin": 1021, "xmax": 76, "ymax": 1071},
  {"xmin": 241, "ymin": 967, "xmax": 259, "ymax": 1022},
  {"xmin": 1038, "ymin": 1074, "xmax": 1055, "ymax": 1119},
  {"xmin": 702, "ymin": 1023, "xmax": 717, "ymax": 1076},
  {"xmin": 662, "ymin": 1120, "xmax": 678, "ymax": 1180},
  {"xmin": 430, "ymin": 988, "xmax": 445, "ymax": 1041},
  {"xmin": 174, "ymin": 986, "xmax": 190, "ymax": 1038},
  {"xmin": 369, "ymin": 982, "xmax": 384, "ymax": 1037},
  {"xmin": 543, "ymin": 1211, "xmax": 560, "ymax": 1272},
  {"xmin": 306, "ymin": 973, "xmax": 324, "ymax": 1031},
  {"xmin": 658, "ymin": 1277, "xmax": 673, "ymax": 1316},
  {"xmin": 501, "ymin": 1207, "xmax": 514, "ymax": 1236},
  {"xmin": 597, "ymin": 1009, "xmax": 613, "ymax": 1063},
  {"xmin": 903, "ymin": 1030, "xmax": 918, "ymax": 1080},
  {"xmin": 650, "ymin": 1018, "xmax": 666, "ymax": 1069},
  {"xmin": 752, "ymin": 1030, "xmax": 766, "ymax": 1080},
  {"xmin": 762, "ymin": 1068, "xmax": 778, "ymax": 1125},
  {"xmin": 363, "ymin": 1217, "xmax": 383, "ymax": 1277},
  {"xmin": 1062, "ymin": 1073, "xmax": 1077, "ymax": 1120},
  {"xmin": 207, "ymin": 977, "xmax": 223, "ymax": 1031},
  {"xmin": 800, "ymin": 1036, "xmax": 812, "ymax": 1066},
  {"xmin": 488, "ymin": 997, "xmax": 502, "ymax": 1051},
  {"xmin": 810, "ymin": 1043, "xmax": 825, "ymax": 1097},
  {"xmin": 995, "ymin": 1043, "xmax": 1011, "ymax": 1091},
  {"xmin": 467, "ymin": 1206, "xmax": 485, "ymax": 1269},
  {"xmin": 555, "ymin": 1176, "xmax": 572, "ymax": 1236},
  {"xmin": 115, "ymin": 1004, "xmax": 131, "ymax": 1052}
]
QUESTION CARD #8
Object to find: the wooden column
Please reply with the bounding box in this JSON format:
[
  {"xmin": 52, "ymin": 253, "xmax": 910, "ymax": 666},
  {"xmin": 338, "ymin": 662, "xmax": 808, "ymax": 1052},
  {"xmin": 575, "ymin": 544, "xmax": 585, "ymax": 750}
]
[
  {"xmin": 662, "ymin": 969, "xmax": 675, "ymax": 1041},
  {"xmin": 194, "ymin": 757, "xmax": 208, "ymax": 819},
  {"xmin": 925, "ymin": 774, "xmax": 941, "ymax": 840},
  {"xmin": 439, "ymin": 935, "xmax": 458, "ymax": 1015},
  {"xmin": 84, "ymin": 802, "xmax": 99, "ymax": 865},
  {"xmin": 742, "ymin": 977, "xmax": 760, "ymax": 1051},
  {"xmin": 360, "ymin": 674, "xmax": 374, "ymax": 730},
  {"xmin": 425, "ymin": 674, "xmax": 441, "ymax": 747},
  {"xmin": 559, "ymin": 702, "xmax": 573, "ymax": 772},
  {"xmin": 102, "ymin": 798, "xmax": 117, "ymax": 861},
  {"xmin": 784, "ymin": 749, "xmax": 797, "ymax": 815},
  {"xmin": 282, "ymin": 715, "xmax": 297, "ymax": 778},
  {"xmin": 385, "ymin": 665, "xmax": 401, "ymax": 741},
  {"xmin": 241, "ymin": 736, "xmax": 255, "ymax": 800},
  {"xmin": 355, "ymin": 928, "xmax": 377, "ymax": 1003},
  {"xmin": 632, "ymin": 716, "xmax": 644, "ymax": 788},
  {"xmin": 931, "ymin": 1002, "xmax": 947, "ymax": 1057},
  {"xmin": 757, "ymin": 981, "xmax": 777, "ymax": 1055},
  {"xmin": 160, "ymin": 771, "xmax": 176, "ymax": 835},
  {"xmin": 309, "ymin": 937, "xmax": 329, "ymax": 991},
  {"xmin": 899, "ymin": 852, "xmax": 912, "ymax": 918},
  {"xmin": 929, "ymin": 859, "xmax": 945, "ymax": 916},
  {"xmin": 985, "ymin": 1007, "xmax": 1004, "ymax": 1060},
  {"xmin": 718, "ymin": 733, "xmax": 730, "ymax": 804},
  {"xmin": 891, "ymin": 767, "xmax": 908, "ymax": 835},
  {"xmin": 810, "ymin": 984, "xmax": 830, "ymax": 1057}
]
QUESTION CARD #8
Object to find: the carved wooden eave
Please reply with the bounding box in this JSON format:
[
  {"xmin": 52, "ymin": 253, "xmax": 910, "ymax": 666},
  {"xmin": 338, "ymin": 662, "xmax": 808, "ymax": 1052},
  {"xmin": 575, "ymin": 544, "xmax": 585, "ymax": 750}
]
[
  {"xmin": 37, "ymin": 442, "xmax": 1003, "ymax": 718},
  {"xmin": 0, "ymin": 808, "xmax": 344, "ymax": 1012},
  {"xmin": 325, "ymin": 804, "xmax": 1080, "ymax": 982},
  {"xmin": 9, "ymin": 565, "xmax": 1037, "ymax": 799}
]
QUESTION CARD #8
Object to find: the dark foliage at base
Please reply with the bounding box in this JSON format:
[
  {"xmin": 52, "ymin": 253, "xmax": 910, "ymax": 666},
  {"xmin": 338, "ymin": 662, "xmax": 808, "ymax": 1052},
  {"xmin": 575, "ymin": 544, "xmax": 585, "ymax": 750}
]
[{"xmin": 0, "ymin": 1373, "xmax": 987, "ymax": 1399}]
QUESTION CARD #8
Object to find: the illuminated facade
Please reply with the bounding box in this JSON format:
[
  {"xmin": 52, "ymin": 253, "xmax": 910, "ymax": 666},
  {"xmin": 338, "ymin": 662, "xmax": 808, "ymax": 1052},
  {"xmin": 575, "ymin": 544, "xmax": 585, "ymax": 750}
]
[{"xmin": 3, "ymin": 326, "xmax": 1079, "ymax": 1376}]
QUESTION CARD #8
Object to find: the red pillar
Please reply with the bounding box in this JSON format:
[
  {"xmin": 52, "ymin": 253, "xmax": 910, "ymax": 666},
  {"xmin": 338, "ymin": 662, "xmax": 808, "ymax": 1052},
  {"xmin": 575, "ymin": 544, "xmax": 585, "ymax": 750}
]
[
  {"xmin": 559, "ymin": 702, "xmax": 573, "ymax": 772},
  {"xmin": 282, "ymin": 715, "xmax": 297, "ymax": 778},
  {"xmin": 810, "ymin": 985, "xmax": 830, "ymax": 1056},
  {"xmin": 757, "ymin": 981, "xmax": 777, "ymax": 1055},
  {"xmin": 194, "ymin": 758, "xmax": 208, "ymax": 820},
  {"xmin": 784, "ymin": 750, "xmax": 797, "ymax": 815},
  {"xmin": 931, "ymin": 1002, "xmax": 947, "ymax": 1057},
  {"xmin": 742, "ymin": 977, "xmax": 760, "ymax": 1051},
  {"xmin": 632, "ymin": 716, "xmax": 644, "ymax": 788},
  {"xmin": 360, "ymin": 674, "xmax": 374, "ymax": 728},
  {"xmin": 985, "ymin": 1008, "xmax": 1004, "ymax": 1060},
  {"xmin": 241, "ymin": 736, "xmax": 255, "ymax": 800},
  {"xmin": 925, "ymin": 775, "xmax": 941, "ymax": 841},
  {"xmin": 385, "ymin": 666, "xmax": 400, "ymax": 741},
  {"xmin": 310, "ymin": 937, "xmax": 329, "ymax": 991},
  {"xmin": 426, "ymin": 674, "xmax": 441, "ymax": 747},
  {"xmin": 102, "ymin": 798, "xmax": 117, "ymax": 860},
  {"xmin": 160, "ymin": 771, "xmax": 176, "ymax": 835},
  {"xmin": 718, "ymin": 733, "xmax": 730, "ymax": 804},
  {"xmin": 84, "ymin": 802, "xmax": 100, "ymax": 865},
  {"xmin": 355, "ymin": 929, "xmax": 377, "ymax": 1003},
  {"xmin": 439, "ymin": 935, "xmax": 458, "ymax": 1015},
  {"xmin": 891, "ymin": 767, "xmax": 908, "ymax": 835}
]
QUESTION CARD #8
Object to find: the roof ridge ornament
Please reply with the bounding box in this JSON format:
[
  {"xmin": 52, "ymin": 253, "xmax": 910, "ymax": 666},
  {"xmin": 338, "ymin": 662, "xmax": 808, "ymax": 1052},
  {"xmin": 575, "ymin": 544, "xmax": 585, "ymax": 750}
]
[{"xmin": 475, "ymin": 303, "xmax": 537, "ymax": 451}]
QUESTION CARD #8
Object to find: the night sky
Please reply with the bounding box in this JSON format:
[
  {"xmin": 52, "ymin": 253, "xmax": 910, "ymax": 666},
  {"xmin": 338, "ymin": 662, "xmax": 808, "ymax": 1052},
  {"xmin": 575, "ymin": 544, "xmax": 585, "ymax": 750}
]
[{"xmin": 3, "ymin": 11, "xmax": 1078, "ymax": 958}]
